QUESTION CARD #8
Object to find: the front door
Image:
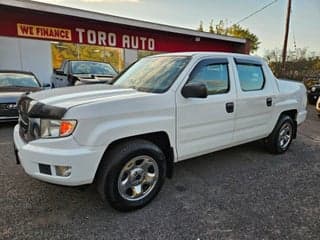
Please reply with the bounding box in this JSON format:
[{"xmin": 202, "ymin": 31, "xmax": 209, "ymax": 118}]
[{"xmin": 176, "ymin": 58, "xmax": 236, "ymax": 161}]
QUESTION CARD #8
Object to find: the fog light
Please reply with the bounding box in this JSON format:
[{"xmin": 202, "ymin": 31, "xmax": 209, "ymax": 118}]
[{"xmin": 55, "ymin": 166, "xmax": 72, "ymax": 177}]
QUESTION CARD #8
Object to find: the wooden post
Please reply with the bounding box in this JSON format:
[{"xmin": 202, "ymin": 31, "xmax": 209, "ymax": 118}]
[{"xmin": 282, "ymin": 0, "xmax": 292, "ymax": 75}]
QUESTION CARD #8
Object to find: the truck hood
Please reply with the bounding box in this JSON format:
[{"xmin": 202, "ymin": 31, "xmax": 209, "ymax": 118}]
[{"xmin": 28, "ymin": 84, "xmax": 149, "ymax": 109}]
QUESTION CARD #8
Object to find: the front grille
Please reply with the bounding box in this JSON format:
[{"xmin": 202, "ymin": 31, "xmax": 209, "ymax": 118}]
[
  {"xmin": 0, "ymin": 103, "xmax": 18, "ymax": 117},
  {"xmin": 17, "ymin": 95, "xmax": 66, "ymax": 142}
]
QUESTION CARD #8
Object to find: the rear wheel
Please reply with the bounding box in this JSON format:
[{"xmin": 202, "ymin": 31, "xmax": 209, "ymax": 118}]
[
  {"xmin": 265, "ymin": 115, "xmax": 294, "ymax": 154},
  {"xmin": 96, "ymin": 139, "xmax": 166, "ymax": 211}
]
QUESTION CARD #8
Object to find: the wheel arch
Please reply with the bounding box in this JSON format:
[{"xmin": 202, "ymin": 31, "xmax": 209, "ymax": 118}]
[
  {"xmin": 277, "ymin": 109, "xmax": 298, "ymax": 138},
  {"xmin": 94, "ymin": 131, "xmax": 175, "ymax": 183}
]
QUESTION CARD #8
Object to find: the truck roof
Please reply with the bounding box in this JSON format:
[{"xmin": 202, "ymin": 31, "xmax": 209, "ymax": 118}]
[{"xmin": 154, "ymin": 52, "xmax": 263, "ymax": 62}]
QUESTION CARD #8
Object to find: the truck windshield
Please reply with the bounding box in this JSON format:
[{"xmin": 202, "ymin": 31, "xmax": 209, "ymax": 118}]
[
  {"xmin": 113, "ymin": 56, "xmax": 190, "ymax": 93},
  {"xmin": 71, "ymin": 61, "xmax": 117, "ymax": 76}
]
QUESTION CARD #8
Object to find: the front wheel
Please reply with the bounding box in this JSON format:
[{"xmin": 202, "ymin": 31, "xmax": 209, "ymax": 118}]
[
  {"xmin": 96, "ymin": 139, "xmax": 166, "ymax": 211},
  {"xmin": 265, "ymin": 115, "xmax": 295, "ymax": 154}
]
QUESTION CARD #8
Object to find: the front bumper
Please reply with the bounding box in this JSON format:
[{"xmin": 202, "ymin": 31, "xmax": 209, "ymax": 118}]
[{"xmin": 13, "ymin": 125, "xmax": 105, "ymax": 186}]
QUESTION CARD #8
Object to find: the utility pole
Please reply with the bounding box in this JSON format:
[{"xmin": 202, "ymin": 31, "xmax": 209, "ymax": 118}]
[{"xmin": 281, "ymin": 0, "xmax": 292, "ymax": 74}]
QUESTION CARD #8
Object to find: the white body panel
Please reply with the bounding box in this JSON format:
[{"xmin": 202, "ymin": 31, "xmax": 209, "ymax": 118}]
[
  {"xmin": 0, "ymin": 36, "xmax": 52, "ymax": 84},
  {"xmin": 13, "ymin": 52, "xmax": 307, "ymax": 186}
]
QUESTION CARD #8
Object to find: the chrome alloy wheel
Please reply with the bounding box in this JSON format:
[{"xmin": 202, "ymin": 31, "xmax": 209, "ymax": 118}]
[
  {"xmin": 117, "ymin": 155, "xmax": 159, "ymax": 201},
  {"xmin": 278, "ymin": 122, "xmax": 293, "ymax": 149}
]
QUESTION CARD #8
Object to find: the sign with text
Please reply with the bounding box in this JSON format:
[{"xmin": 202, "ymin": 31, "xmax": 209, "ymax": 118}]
[
  {"xmin": 75, "ymin": 28, "xmax": 155, "ymax": 51},
  {"xmin": 16, "ymin": 24, "xmax": 155, "ymax": 51},
  {"xmin": 17, "ymin": 23, "xmax": 72, "ymax": 41},
  {"xmin": 0, "ymin": 6, "xmax": 245, "ymax": 53}
]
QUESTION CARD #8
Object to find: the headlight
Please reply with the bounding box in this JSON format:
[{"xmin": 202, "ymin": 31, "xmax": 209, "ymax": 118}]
[
  {"xmin": 40, "ymin": 119, "xmax": 77, "ymax": 138},
  {"xmin": 311, "ymin": 87, "xmax": 316, "ymax": 92}
]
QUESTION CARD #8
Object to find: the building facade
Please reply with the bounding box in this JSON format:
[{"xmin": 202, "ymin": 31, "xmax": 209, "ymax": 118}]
[{"xmin": 0, "ymin": 0, "xmax": 249, "ymax": 84}]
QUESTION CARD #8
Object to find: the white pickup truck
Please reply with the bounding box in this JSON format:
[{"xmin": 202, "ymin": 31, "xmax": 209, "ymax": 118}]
[{"xmin": 14, "ymin": 52, "xmax": 307, "ymax": 211}]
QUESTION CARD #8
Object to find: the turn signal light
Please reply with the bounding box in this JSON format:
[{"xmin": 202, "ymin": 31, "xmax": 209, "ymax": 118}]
[{"xmin": 60, "ymin": 120, "xmax": 77, "ymax": 137}]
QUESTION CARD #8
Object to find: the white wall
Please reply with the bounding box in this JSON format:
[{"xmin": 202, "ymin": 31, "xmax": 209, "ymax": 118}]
[
  {"xmin": 0, "ymin": 36, "xmax": 137, "ymax": 85},
  {"xmin": 0, "ymin": 37, "xmax": 21, "ymax": 70},
  {"xmin": 0, "ymin": 36, "xmax": 52, "ymax": 85}
]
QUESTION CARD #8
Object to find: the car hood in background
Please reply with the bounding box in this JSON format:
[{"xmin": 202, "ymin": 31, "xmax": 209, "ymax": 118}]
[{"xmin": 0, "ymin": 87, "xmax": 41, "ymax": 103}]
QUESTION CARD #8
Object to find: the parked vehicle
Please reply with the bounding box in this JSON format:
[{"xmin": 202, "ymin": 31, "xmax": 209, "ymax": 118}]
[
  {"xmin": 0, "ymin": 71, "xmax": 46, "ymax": 122},
  {"xmin": 307, "ymin": 84, "xmax": 320, "ymax": 104},
  {"xmin": 14, "ymin": 52, "xmax": 307, "ymax": 211},
  {"xmin": 51, "ymin": 60, "xmax": 118, "ymax": 88},
  {"xmin": 316, "ymin": 96, "xmax": 320, "ymax": 117}
]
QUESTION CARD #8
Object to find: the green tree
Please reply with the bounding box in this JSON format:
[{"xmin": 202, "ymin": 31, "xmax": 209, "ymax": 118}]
[
  {"xmin": 197, "ymin": 20, "xmax": 260, "ymax": 53},
  {"xmin": 197, "ymin": 21, "xmax": 204, "ymax": 32},
  {"xmin": 264, "ymin": 48, "xmax": 320, "ymax": 83},
  {"xmin": 227, "ymin": 24, "xmax": 260, "ymax": 53},
  {"xmin": 209, "ymin": 20, "xmax": 214, "ymax": 33},
  {"xmin": 215, "ymin": 20, "xmax": 226, "ymax": 35}
]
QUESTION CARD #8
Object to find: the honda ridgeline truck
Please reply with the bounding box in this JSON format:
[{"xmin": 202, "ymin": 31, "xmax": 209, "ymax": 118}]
[{"xmin": 13, "ymin": 52, "xmax": 307, "ymax": 211}]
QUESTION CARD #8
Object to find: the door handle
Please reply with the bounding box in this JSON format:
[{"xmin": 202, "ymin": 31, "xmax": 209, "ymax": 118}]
[
  {"xmin": 266, "ymin": 97, "xmax": 272, "ymax": 107},
  {"xmin": 226, "ymin": 102, "xmax": 234, "ymax": 113}
]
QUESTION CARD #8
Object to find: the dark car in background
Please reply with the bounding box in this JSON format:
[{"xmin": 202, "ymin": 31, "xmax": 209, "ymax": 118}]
[
  {"xmin": 307, "ymin": 84, "xmax": 320, "ymax": 104},
  {"xmin": 51, "ymin": 60, "xmax": 118, "ymax": 88},
  {"xmin": 0, "ymin": 71, "xmax": 43, "ymax": 122}
]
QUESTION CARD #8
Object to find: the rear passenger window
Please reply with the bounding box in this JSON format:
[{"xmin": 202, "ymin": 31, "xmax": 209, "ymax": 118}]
[
  {"xmin": 189, "ymin": 63, "xmax": 229, "ymax": 95},
  {"xmin": 236, "ymin": 64, "xmax": 264, "ymax": 91}
]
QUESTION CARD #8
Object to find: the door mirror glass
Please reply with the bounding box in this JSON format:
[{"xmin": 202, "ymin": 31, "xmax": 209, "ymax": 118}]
[
  {"xmin": 182, "ymin": 82, "xmax": 208, "ymax": 98},
  {"xmin": 55, "ymin": 69, "xmax": 65, "ymax": 75}
]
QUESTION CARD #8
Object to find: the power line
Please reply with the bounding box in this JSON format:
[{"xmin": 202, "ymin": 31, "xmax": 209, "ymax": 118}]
[{"xmin": 236, "ymin": 0, "xmax": 279, "ymax": 24}]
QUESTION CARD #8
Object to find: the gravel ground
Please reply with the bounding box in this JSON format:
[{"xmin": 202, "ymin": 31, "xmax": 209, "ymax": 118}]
[{"xmin": 0, "ymin": 105, "xmax": 319, "ymax": 240}]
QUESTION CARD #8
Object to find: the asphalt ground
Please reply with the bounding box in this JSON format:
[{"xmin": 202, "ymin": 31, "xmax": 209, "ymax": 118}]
[{"xmin": 0, "ymin": 105, "xmax": 319, "ymax": 240}]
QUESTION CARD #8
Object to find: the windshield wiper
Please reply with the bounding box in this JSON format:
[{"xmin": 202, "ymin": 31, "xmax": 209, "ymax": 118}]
[{"xmin": 92, "ymin": 74, "xmax": 115, "ymax": 78}]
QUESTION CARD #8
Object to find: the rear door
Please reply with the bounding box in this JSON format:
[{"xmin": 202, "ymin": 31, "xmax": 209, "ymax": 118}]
[
  {"xmin": 233, "ymin": 58, "xmax": 275, "ymax": 143},
  {"xmin": 176, "ymin": 57, "xmax": 236, "ymax": 160}
]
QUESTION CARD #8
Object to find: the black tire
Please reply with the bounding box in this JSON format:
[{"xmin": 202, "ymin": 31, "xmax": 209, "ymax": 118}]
[
  {"xmin": 308, "ymin": 96, "xmax": 317, "ymax": 105},
  {"xmin": 265, "ymin": 115, "xmax": 295, "ymax": 154},
  {"xmin": 96, "ymin": 139, "xmax": 166, "ymax": 211},
  {"xmin": 51, "ymin": 83, "xmax": 55, "ymax": 88}
]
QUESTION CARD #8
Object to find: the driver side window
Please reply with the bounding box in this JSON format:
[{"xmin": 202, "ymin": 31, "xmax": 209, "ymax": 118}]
[{"xmin": 188, "ymin": 59, "xmax": 229, "ymax": 95}]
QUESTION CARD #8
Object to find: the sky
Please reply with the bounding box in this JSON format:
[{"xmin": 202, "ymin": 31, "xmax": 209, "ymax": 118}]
[{"xmin": 34, "ymin": 0, "xmax": 320, "ymax": 57}]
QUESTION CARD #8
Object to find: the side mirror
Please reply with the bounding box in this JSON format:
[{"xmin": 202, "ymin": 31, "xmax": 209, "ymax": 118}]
[
  {"xmin": 55, "ymin": 69, "xmax": 65, "ymax": 75},
  {"xmin": 181, "ymin": 82, "xmax": 208, "ymax": 98},
  {"xmin": 42, "ymin": 83, "xmax": 51, "ymax": 88}
]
